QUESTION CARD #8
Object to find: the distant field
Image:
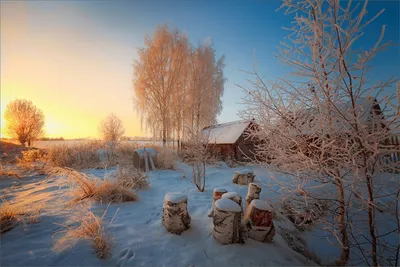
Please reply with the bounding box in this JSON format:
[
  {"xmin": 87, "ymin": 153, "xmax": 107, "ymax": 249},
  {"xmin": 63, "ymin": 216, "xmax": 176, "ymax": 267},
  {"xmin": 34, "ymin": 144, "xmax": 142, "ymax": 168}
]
[{"xmin": 33, "ymin": 140, "xmax": 165, "ymax": 149}]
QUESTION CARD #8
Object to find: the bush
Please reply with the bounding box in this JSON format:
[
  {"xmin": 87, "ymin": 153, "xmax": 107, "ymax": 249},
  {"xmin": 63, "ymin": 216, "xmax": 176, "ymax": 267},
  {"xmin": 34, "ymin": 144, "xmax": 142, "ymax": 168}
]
[
  {"xmin": 156, "ymin": 147, "xmax": 178, "ymax": 170},
  {"xmin": 53, "ymin": 207, "xmax": 112, "ymax": 259},
  {"xmin": 49, "ymin": 167, "xmax": 138, "ymax": 205},
  {"xmin": 16, "ymin": 149, "xmax": 48, "ymax": 171},
  {"xmin": 110, "ymin": 166, "xmax": 149, "ymax": 190}
]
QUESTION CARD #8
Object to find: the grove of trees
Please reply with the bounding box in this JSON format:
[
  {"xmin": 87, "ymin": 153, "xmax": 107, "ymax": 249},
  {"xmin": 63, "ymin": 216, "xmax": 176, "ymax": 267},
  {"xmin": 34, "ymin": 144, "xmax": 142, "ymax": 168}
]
[
  {"xmin": 4, "ymin": 99, "xmax": 45, "ymax": 147},
  {"xmin": 133, "ymin": 25, "xmax": 225, "ymax": 147}
]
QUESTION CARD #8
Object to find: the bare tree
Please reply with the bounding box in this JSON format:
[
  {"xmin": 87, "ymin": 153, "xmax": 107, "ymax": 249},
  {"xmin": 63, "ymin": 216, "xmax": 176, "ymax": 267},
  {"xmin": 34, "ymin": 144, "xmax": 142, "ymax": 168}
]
[
  {"xmin": 4, "ymin": 99, "xmax": 45, "ymax": 146},
  {"xmin": 133, "ymin": 25, "xmax": 226, "ymax": 147},
  {"xmin": 185, "ymin": 42, "xmax": 226, "ymax": 137},
  {"xmin": 134, "ymin": 25, "xmax": 189, "ymax": 147},
  {"xmin": 183, "ymin": 128, "xmax": 215, "ymax": 192},
  {"xmin": 99, "ymin": 113, "xmax": 125, "ymax": 142},
  {"xmin": 239, "ymin": 0, "xmax": 399, "ymax": 265}
]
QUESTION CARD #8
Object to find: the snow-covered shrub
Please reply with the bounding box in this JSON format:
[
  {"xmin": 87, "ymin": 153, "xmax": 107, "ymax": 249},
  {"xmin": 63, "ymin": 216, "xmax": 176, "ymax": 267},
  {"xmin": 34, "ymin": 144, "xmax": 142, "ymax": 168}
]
[
  {"xmin": 53, "ymin": 206, "xmax": 112, "ymax": 259},
  {"xmin": 110, "ymin": 166, "xmax": 149, "ymax": 190},
  {"xmin": 49, "ymin": 167, "xmax": 138, "ymax": 205},
  {"xmin": 281, "ymin": 197, "xmax": 328, "ymax": 231},
  {"xmin": 156, "ymin": 147, "xmax": 178, "ymax": 170},
  {"xmin": 16, "ymin": 149, "xmax": 47, "ymax": 171}
]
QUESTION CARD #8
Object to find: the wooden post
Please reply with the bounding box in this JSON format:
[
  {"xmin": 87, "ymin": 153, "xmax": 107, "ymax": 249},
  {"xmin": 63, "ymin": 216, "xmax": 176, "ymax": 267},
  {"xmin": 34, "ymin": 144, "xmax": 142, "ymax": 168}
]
[
  {"xmin": 221, "ymin": 192, "xmax": 243, "ymax": 213},
  {"xmin": 208, "ymin": 188, "xmax": 227, "ymax": 217},
  {"xmin": 244, "ymin": 199, "xmax": 275, "ymax": 243},
  {"xmin": 245, "ymin": 183, "xmax": 262, "ymax": 209},
  {"xmin": 213, "ymin": 198, "xmax": 242, "ymax": 244},
  {"xmin": 232, "ymin": 169, "xmax": 255, "ymax": 185},
  {"xmin": 162, "ymin": 193, "xmax": 191, "ymax": 234}
]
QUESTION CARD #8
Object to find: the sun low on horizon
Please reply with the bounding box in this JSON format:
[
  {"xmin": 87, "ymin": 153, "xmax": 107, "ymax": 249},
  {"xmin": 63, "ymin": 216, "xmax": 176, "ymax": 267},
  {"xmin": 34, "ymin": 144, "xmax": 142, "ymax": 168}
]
[{"xmin": 0, "ymin": 1, "xmax": 147, "ymax": 139}]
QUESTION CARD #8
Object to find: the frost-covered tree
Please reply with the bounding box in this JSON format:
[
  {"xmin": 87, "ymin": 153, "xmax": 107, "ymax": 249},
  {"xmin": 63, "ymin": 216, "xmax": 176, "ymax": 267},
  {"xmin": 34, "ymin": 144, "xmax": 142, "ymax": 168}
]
[
  {"xmin": 133, "ymin": 25, "xmax": 189, "ymax": 146},
  {"xmin": 4, "ymin": 99, "xmax": 45, "ymax": 146},
  {"xmin": 239, "ymin": 0, "xmax": 399, "ymax": 265},
  {"xmin": 186, "ymin": 42, "xmax": 226, "ymax": 136},
  {"xmin": 99, "ymin": 113, "xmax": 125, "ymax": 142},
  {"xmin": 133, "ymin": 25, "xmax": 225, "ymax": 147}
]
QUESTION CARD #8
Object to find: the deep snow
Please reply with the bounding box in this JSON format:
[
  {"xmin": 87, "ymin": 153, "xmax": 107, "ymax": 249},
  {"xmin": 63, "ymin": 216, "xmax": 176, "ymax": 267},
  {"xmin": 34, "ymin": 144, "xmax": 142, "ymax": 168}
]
[{"xmin": 0, "ymin": 162, "xmax": 317, "ymax": 267}]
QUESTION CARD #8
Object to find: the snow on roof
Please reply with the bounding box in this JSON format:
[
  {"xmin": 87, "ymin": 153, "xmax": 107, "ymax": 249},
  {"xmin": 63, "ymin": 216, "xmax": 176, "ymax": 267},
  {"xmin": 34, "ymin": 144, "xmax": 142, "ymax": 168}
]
[{"xmin": 203, "ymin": 120, "xmax": 252, "ymax": 144}]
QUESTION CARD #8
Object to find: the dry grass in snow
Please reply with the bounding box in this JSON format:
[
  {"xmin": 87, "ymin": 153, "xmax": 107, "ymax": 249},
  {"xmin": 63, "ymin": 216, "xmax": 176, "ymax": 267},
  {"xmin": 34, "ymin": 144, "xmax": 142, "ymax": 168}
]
[
  {"xmin": 47, "ymin": 142, "xmax": 103, "ymax": 170},
  {"xmin": 49, "ymin": 167, "xmax": 138, "ymax": 205},
  {"xmin": 156, "ymin": 147, "xmax": 178, "ymax": 170},
  {"xmin": 110, "ymin": 165, "xmax": 149, "ymax": 190},
  {"xmin": 0, "ymin": 201, "xmax": 23, "ymax": 234},
  {"xmin": 0, "ymin": 200, "xmax": 43, "ymax": 234},
  {"xmin": 53, "ymin": 207, "xmax": 112, "ymax": 259}
]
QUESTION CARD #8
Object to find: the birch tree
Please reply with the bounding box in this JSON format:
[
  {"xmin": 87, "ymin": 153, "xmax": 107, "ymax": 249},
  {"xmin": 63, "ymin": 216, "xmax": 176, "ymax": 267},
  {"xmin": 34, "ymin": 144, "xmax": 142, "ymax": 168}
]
[
  {"xmin": 134, "ymin": 25, "xmax": 189, "ymax": 146},
  {"xmin": 133, "ymin": 25, "xmax": 226, "ymax": 147},
  {"xmin": 239, "ymin": 0, "xmax": 399, "ymax": 265}
]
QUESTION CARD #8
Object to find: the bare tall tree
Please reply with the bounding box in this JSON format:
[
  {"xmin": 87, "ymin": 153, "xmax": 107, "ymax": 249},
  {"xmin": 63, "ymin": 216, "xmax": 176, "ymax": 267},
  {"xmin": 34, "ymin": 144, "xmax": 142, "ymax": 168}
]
[
  {"xmin": 133, "ymin": 25, "xmax": 226, "ymax": 147},
  {"xmin": 239, "ymin": 0, "xmax": 399, "ymax": 265},
  {"xmin": 4, "ymin": 99, "xmax": 45, "ymax": 146},
  {"xmin": 99, "ymin": 113, "xmax": 125, "ymax": 142},
  {"xmin": 134, "ymin": 25, "xmax": 189, "ymax": 147}
]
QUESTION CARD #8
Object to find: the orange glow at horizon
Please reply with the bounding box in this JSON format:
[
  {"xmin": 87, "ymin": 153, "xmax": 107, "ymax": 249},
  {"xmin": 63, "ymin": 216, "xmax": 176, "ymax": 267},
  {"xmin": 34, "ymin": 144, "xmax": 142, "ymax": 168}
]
[{"xmin": 1, "ymin": 1, "xmax": 147, "ymax": 139}]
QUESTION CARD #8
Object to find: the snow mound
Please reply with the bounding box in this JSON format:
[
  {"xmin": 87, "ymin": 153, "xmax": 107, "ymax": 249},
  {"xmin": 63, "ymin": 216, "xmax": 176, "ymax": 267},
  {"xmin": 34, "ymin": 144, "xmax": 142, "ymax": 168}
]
[
  {"xmin": 251, "ymin": 199, "xmax": 273, "ymax": 211},
  {"xmin": 215, "ymin": 198, "xmax": 241, "ymax": 212},
  {"xmin": 221, "ymin": 192, "xmax": 240, "ymax": 199},
  {"xmin": 235, "ymin": 169, "xmax": 252, "ymax": 175},
  {"xmin": 213, "ymin": 187, "xmax": 227, "ymax": 193},
  {"xmin": 164, "ymin": 192, "xmax": 187, "ymax": 203}
]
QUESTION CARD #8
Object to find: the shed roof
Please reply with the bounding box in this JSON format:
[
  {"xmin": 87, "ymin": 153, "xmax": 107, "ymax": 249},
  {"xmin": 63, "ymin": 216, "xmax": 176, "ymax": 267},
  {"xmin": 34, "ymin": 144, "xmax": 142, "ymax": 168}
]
[{"xmin": 203, "ymin": 120, "xmax": 252, "ymax": 144}]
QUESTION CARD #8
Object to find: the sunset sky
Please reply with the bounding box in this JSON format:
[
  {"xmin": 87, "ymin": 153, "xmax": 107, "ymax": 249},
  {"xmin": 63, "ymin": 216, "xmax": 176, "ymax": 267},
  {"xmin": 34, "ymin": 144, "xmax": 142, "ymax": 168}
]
[{"xmin": 1, "ymin": 0, "xmax": 399, "ymax": 139}]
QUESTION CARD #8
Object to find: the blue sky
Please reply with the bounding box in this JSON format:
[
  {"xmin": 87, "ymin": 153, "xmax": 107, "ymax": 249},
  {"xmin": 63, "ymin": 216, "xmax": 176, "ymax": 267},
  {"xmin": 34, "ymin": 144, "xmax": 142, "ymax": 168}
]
[{"xmin": 1, "ymin": 0, "xmax": 399, "ymax": 137}]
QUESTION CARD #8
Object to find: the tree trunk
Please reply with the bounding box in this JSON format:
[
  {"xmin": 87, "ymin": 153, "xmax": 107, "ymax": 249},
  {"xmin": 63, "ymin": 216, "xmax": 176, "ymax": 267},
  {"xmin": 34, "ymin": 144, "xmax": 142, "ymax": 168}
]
[
  {"xmin": 221, "ymin": 192, "xmax": 243, "ymax": 213},
  {"xmin": 335, "ymin": 178, "xmax": 350, "ymax": 266},
  {"xmin": 246, "ymin": 183, "xmax": 262, "ymax": 209},
  {"xmin": 232, "ymin": 170, "xmax": 255, "ymax": 185},
  {"xmin": 244, "ymin": 199, "xmax": 275, "ymax": 243},
  {"xmin": 213, "ymin": 198, "xmax": 243, "ymax": 244},
  {"xmin": 162, "ymin": 193, "xmax": 191, "ymax": 234},
  {"xmin": 208, "ymin": 188, "xmax": 227, "ymax": 217}
]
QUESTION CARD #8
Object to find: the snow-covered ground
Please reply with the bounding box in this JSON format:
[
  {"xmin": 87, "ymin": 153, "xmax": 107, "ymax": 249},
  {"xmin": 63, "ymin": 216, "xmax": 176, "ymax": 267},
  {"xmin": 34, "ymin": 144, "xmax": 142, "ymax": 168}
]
[{"xmin": 0, "ymin": 162, "xmax": 317, "ymax": 267}]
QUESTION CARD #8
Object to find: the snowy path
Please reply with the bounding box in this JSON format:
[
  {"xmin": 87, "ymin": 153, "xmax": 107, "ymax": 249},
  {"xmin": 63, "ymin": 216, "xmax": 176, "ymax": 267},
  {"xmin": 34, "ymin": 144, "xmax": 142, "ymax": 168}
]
[{"xmin": 0, "ymin": 163, "xmax": 315, "ymax": 266}]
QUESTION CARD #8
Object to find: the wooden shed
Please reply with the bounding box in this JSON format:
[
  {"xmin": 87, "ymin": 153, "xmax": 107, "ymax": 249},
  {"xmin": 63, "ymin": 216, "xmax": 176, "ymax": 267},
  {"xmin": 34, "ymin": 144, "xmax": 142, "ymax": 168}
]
[{"xmin": 203, "ymin": 120, "xmax": 259, "ymax": 161}]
